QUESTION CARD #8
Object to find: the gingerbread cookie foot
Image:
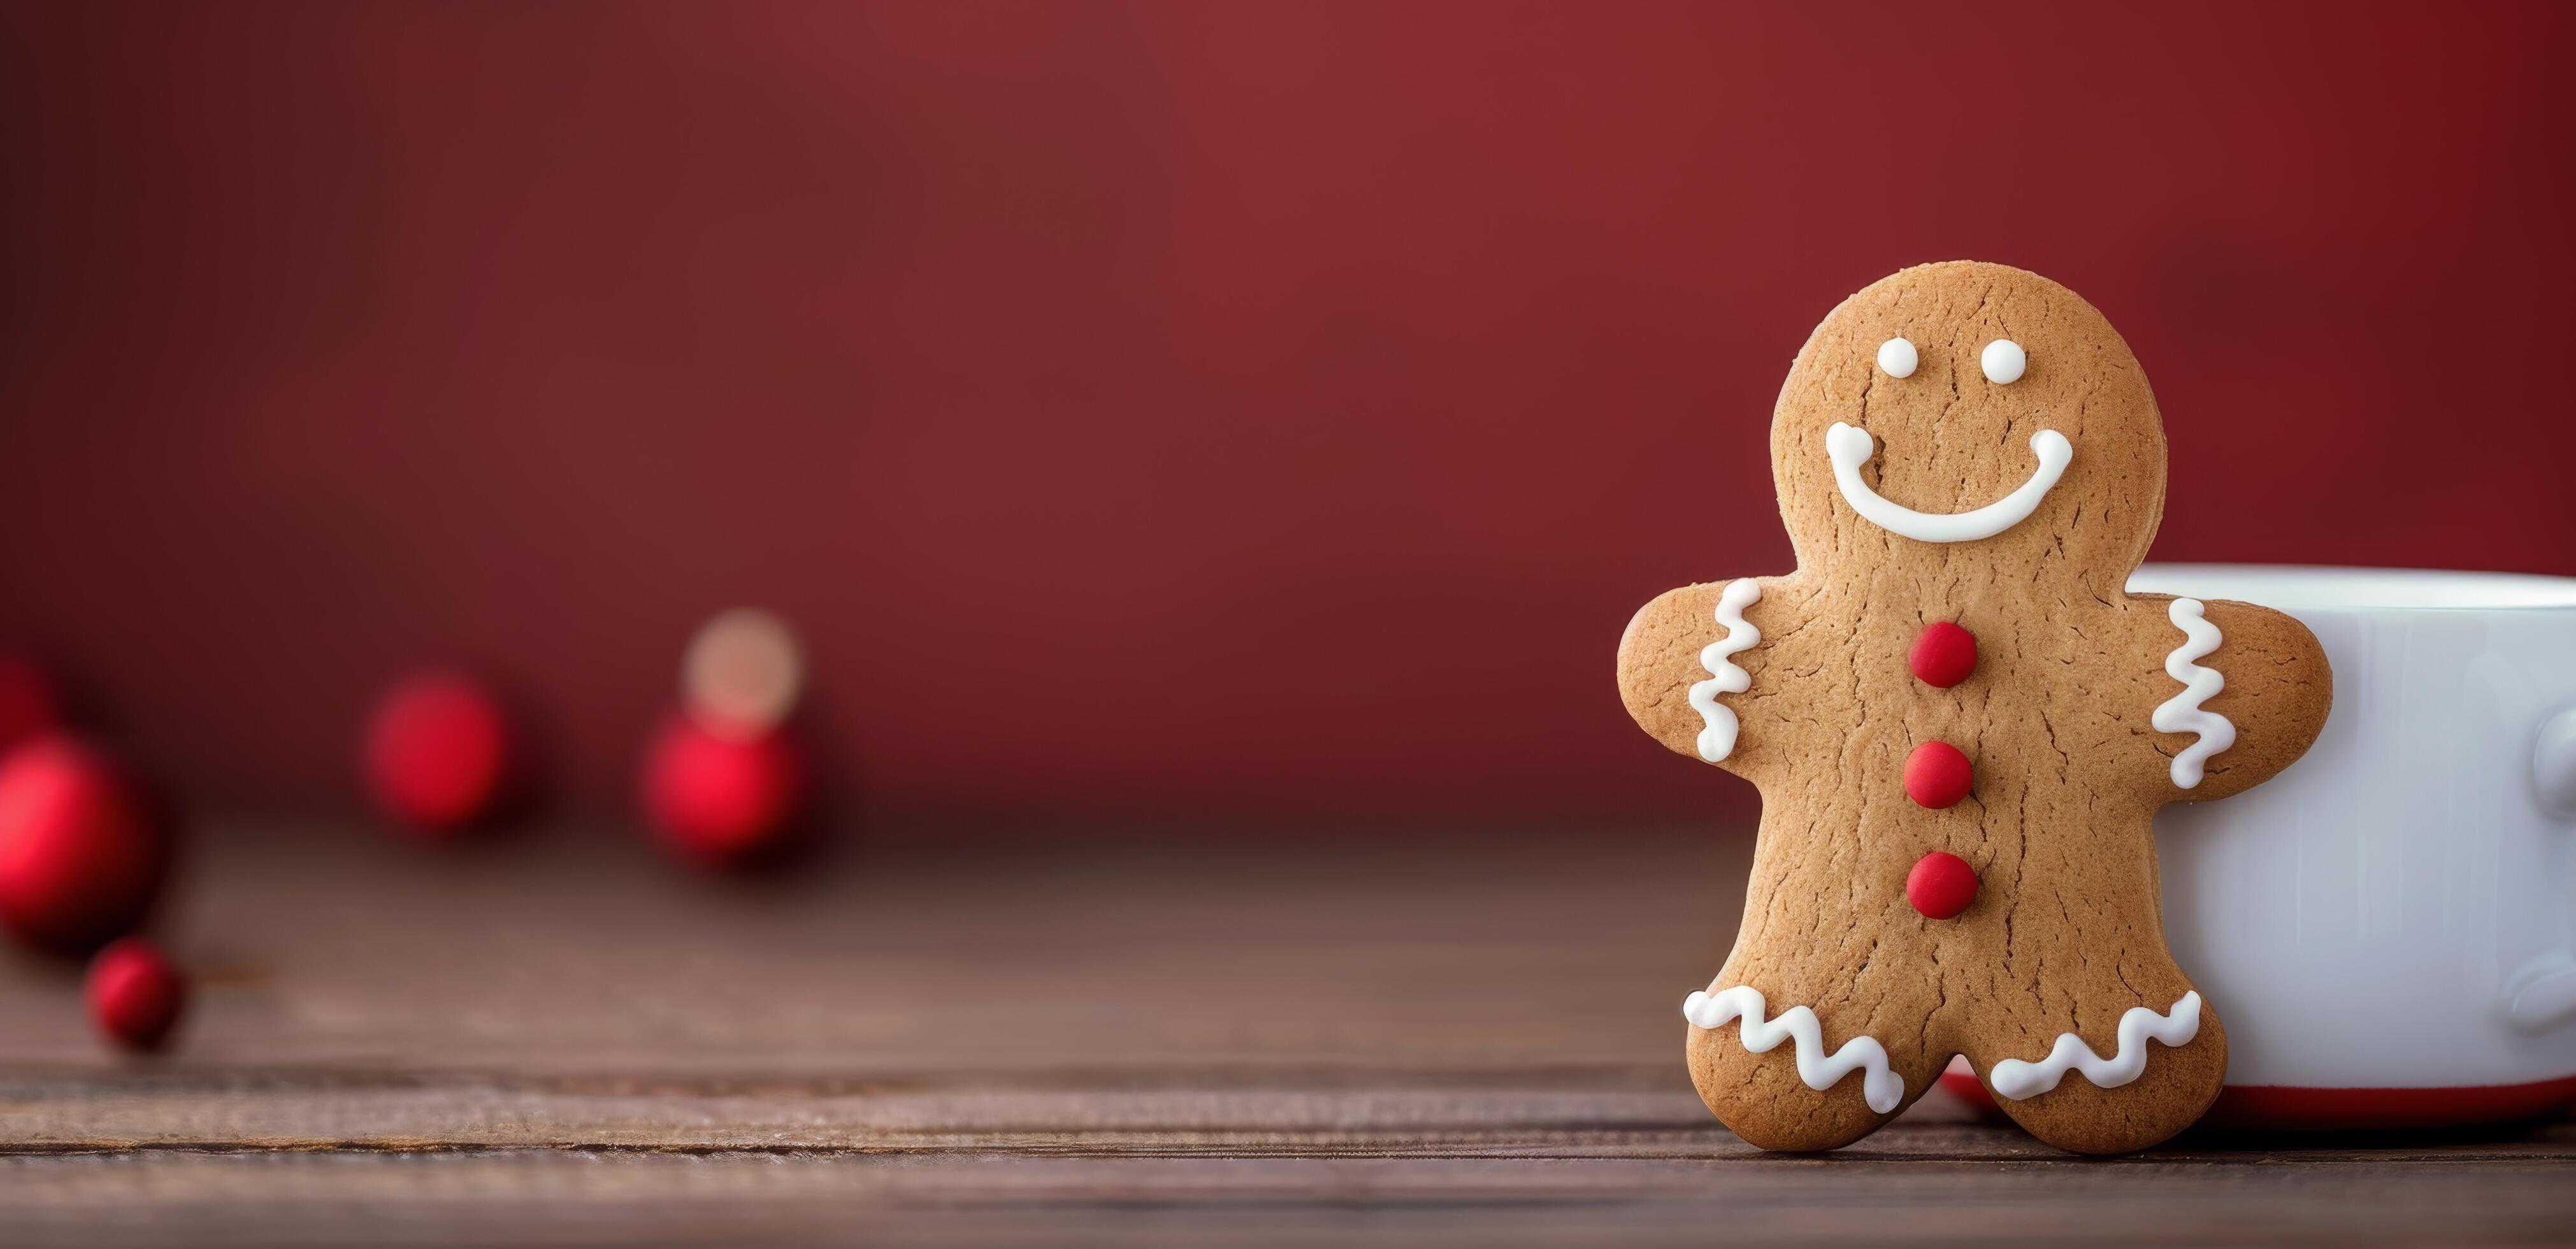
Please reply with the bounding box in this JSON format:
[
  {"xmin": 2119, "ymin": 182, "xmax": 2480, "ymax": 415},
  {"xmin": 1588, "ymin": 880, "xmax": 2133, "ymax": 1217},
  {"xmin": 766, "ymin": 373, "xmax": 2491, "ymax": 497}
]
[
  {"xmin": 1974, "ymin": 998, "xmax": 2229, "ymax": 1155},
  {"xmin": 1684, "ymin": 987, "xmax": 1906, "ymax": 1112},
  {"xmin": 1683, "ymin": 988, "xmax": 1929, "ymax": 1152}
]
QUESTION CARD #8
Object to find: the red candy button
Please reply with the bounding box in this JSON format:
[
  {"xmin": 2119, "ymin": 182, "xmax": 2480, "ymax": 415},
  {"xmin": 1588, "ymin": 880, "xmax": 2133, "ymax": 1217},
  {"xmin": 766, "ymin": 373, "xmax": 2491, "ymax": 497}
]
[
  {"xmin": 1909, "ymin": 621, "xmax": 1978, "ymax": 688},
  {"xmin": 1904, "ymin": 740, "xmax": 1973, "ymax": 809},
  {"xmin": 1907, "ymin": 851, "xmax": 1979, "ymax": 920}
]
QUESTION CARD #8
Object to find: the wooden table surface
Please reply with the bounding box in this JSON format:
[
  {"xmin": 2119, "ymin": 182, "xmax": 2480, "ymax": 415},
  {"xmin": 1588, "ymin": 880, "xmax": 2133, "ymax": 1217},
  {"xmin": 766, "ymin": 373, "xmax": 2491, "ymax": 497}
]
[{"xmin": 0, "ymin": 823, "xmax": 2568, "ymax": 1246}]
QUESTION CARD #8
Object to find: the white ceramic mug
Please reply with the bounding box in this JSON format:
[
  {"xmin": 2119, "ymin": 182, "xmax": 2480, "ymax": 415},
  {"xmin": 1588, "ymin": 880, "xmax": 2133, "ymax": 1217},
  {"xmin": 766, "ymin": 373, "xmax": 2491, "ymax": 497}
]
[{"xmin": 2128, "ymin": 564, "xmax": 2576, "ymax": 1128}]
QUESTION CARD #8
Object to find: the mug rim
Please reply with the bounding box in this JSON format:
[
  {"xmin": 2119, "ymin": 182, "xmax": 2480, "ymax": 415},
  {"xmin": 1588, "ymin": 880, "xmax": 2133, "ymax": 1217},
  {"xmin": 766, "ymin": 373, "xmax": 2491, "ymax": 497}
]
[{"xmin": 2129, "ymin": 563, "xmax": 2576, "ymax": 613}]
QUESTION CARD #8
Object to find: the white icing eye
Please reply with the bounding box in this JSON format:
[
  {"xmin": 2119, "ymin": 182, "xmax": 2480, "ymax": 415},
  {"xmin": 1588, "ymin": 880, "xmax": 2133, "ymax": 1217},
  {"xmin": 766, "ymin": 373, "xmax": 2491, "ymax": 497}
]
[
  {"xmin": 1981, "ymin": 339, "xmax": 2026, "ymax": 384},
  {"xmin": 1875, "ymin": 338, "xmax": 1918, "ymax": 379}
]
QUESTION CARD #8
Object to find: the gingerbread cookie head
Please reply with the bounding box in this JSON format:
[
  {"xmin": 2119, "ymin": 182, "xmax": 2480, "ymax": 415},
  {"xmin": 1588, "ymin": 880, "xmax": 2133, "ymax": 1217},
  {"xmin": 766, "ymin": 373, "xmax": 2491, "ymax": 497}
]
[{"xmin": 1769, "ymin": 261, "xmax": 2166, "ymax": 601}]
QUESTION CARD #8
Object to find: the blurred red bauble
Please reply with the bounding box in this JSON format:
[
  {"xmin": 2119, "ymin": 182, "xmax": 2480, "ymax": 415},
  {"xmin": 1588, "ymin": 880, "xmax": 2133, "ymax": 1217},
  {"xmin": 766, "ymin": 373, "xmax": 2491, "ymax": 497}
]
[
  {"xmin": 0, "ymin": 654, "xmax": 61, "ymax": 754},
  {"xmin": 0, "ymin": 736, "xmax": 162, "ymax": 951},
  {"xmin": 640, "ymin": 713, "xmax": 804, "ymax": 865},
  {"xmin": 362, "ymin": 670, "xmax": 515, "ymax": 834},
  {"xmin": 86, "ymin": 935, "xmax": 185, "ymax": 1051}
]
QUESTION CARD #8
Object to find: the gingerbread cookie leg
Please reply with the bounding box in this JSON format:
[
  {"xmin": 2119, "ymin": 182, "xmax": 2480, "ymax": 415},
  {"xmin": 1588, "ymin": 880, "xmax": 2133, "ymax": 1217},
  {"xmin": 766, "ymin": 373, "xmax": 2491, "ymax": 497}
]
[
  {"xmin": 1683, "ymin": 986, "xmax": 1939, "ymax": 1151},
  {"xmin": 1966, "ymin": 994, "xmax": 2228, "ymax": 1155}
]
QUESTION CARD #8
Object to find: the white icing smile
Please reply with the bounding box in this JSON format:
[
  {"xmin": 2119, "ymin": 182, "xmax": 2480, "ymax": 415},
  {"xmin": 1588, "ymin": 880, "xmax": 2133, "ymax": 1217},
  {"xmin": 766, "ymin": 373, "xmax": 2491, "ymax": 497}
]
[{"xmin": 1824, "ymin": 422, "xmax": 2073, "ymax": 544}]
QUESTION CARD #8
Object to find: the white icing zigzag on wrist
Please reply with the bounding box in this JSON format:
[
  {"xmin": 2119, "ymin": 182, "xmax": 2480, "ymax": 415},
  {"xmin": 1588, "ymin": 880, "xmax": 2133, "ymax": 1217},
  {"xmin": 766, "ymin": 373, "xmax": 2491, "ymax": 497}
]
[
  {"xmin": 2151, "ymin": 598, "xmax": 2235, "ymax": 790},
  {"xmin": 1987, "ymin": 991, "xmax": 2203, "ymax": 1101},
  {"xmin": 1688, "ymin": 581, "xmax": 1761, "ymax": 763},
  {"xmin": 1683, "ymin": 985, "xmax": 1904, "ymax": 1114}
]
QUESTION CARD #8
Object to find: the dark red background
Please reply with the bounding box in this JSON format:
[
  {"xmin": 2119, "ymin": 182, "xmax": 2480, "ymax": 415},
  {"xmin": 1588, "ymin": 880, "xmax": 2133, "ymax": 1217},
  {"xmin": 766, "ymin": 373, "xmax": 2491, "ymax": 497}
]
[{"xmin": 1, "ymin": 2, "xmax": 2570, "ymax": 823}]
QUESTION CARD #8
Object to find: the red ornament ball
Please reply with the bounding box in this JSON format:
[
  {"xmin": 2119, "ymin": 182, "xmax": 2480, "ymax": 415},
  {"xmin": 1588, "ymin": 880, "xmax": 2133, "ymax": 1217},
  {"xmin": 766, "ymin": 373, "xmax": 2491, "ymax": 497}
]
[
  {"xmin": 0, "ymin": 737, "xmax": 162, "ymax": 951},
  {"xmin": 1908, "ymin": 621, "xmax": 1978, "ymax": 688},
  {"xmin": 1907, "ymin": 851, "xmax": 1980, "ymax": 920},
  {"xmin": 1904, "ymin": 740, "xmax": 1974, "ymax": 809},
  {"xmin": 0, "ymin": 654, "xmax": 61, "ymax": 754},
  {"xmin": 86, "ymin": 935, "xmax": 185, "ymax": 1051},
  {"xmin": 362, "ymin": 670, "xmax": 514, "ymax": 834},
  {"xmin": 640, "ymin": 713, "xmax": 805, "ymax": 865}
]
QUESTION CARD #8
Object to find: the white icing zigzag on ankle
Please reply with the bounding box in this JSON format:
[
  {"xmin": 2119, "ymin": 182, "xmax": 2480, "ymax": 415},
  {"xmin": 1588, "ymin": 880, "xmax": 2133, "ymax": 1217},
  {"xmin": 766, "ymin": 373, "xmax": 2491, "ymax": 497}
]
[
  {"xmin": 1682, "ymin": 985, "xmax": 1904, "ymax": 1114},
  {"xmin": 1987, "ymin": 991, "xmax": 2203, "ymax": 1101}
]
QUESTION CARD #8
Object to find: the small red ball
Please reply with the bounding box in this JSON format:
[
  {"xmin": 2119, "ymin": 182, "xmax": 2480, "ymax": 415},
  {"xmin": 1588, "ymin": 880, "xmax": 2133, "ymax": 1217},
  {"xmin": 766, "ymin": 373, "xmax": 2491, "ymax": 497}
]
[
  {"xmin": 86, "ymin": 936, "xmax": 185, "ymax": 1051},
  {"xmin": 1908, "ymin": 621, "xmax": 1978, "ymax": 688},
  {"xmin": 1907, "ymin": 851, "xmax": 1980, "ymax": 920},
  {"xmin": 1904, "ymin": 740, "xmax": 1974, "ymax": 809},
  {"xmin": 0, "ymin": 655, "xmax": 61, "ymax": 754},
  {"xmin": 363, "ymin": 670, "xmax": 514, "ymax": 834},
  {"xmin": 640, "ymin": 713, "xmax": 805, "ymax": 865},
  {"xmin": 0, "ymin": 737, "xmax": 162, "ymax": 951}
]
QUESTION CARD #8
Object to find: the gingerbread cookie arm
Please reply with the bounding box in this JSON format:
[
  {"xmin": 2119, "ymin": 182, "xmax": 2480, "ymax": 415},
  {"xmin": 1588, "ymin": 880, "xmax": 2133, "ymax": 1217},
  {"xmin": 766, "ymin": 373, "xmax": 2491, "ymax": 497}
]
[
  {"xmin": 1615, "ymin": 575, "xmax": 1793, "ymax": 782},
  {"xmin": 2126, "ymin": 593, "xmax": 2333, "ymax": 804}
]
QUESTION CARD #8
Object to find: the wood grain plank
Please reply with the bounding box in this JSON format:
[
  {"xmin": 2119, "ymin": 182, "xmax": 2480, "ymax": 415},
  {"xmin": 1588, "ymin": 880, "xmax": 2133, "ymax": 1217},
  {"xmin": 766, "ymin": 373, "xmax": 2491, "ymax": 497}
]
[
  {"xmin": 8, "ymin": 1150, "xmax": 2576, "ymax": 1248},
  {"xmin": 0, "ymin": 822, "xmax": 2564, "ymax": 1245},
  {"xmin": 0, "ymin": 823, "xmax": 1753, "ymax": 1078}
]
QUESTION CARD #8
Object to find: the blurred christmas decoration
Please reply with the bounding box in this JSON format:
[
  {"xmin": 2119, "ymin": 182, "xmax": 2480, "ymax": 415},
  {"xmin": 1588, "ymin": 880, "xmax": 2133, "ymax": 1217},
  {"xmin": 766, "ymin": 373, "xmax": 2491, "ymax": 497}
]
[
  {"xmin": 0, "ymin": 735, "xmax": 164, "ymax": 952},
  {"xmin": 641, "ymin": 713, "xmax": 807, "ymax": 864},
  {"xmin": 86, "ymin": 935, "xmax": 185, "ymax": 1051},
  {"xmin": 642, "ymin": 609, "xmax": 809, "ymax": 865},
  {"xmin": 0, "ymin": 654, "xmax": 61, "ymax": 754},
  {"xmin": 361, "ymin": 669, "xmax": 518, "ymax": 835},
  {"xmin": 682, "ymin": 609, "xmax": 804, "ymax": 740}
]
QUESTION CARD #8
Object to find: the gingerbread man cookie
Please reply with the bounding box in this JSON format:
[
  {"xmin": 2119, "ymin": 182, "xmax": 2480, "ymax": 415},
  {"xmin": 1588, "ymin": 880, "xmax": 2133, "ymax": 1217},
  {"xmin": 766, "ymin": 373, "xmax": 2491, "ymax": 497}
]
[{"xmin": 1616, "ymin": 262, "xmax": 2331, "ymax": 1154}]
